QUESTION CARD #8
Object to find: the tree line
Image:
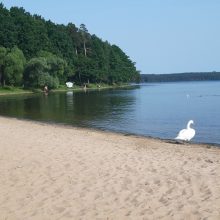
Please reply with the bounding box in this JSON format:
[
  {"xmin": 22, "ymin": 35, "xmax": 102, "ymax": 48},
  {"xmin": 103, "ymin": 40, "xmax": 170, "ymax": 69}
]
[
  {"xmin": 141, "ymin": 72, "xmax": 220, "ymax": 83},
  {"xmin": 0, "ymin": 3, "xmax": 140, "ymax": 89}
]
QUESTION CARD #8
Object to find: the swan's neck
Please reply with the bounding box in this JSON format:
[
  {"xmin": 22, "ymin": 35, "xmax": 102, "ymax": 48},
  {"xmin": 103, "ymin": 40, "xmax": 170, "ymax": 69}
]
[{"xmin": 187, "ymin": 122, "xmax": 192, "ymax": 129}]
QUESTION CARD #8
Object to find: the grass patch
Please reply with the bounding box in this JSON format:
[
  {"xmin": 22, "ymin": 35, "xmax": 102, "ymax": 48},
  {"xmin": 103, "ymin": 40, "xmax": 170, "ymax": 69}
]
[{"xmin": 0, "ymin": 86, "xmax": 33, "ymax": 95}]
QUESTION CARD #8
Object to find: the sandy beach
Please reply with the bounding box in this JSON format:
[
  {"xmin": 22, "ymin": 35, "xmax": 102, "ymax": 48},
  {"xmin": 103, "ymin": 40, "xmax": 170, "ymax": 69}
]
[{"xmin": 0, "ymin": 116, "xmax": 220, "ymax": 220}]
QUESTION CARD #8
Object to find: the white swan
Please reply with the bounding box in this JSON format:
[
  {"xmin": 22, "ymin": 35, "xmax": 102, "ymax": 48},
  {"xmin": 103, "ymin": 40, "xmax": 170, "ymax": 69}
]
[{"xmin": 175, "ymin": 120, "xmax": 195, "ymax": 141}]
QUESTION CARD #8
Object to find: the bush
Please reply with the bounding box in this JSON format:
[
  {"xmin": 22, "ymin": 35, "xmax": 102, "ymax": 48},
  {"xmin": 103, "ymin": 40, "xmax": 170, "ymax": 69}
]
[
  {"xmin": 38, "ymin": 73, "xmax": 59, "ymax": 89},
  {"xmin": 2, "ymin": 85, "xmax": 13, "ymax": 90},
  {"xmin": 24, "ymin": 57, "xmax": 60, "ymax": 89}
]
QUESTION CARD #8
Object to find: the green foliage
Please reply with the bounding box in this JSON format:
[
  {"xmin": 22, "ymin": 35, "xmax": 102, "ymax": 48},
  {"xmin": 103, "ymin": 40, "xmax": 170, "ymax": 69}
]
[
  {"xmin": 24, "ymin": 57, "xmax": 48, "ymax": 88},
  {"xmin": 0, "ymin": 3, "xmax": 140, "ymax": 88},
  {"xmin": 0, "ymin": 46, "xmax": 26, "ymax": 86},
  {"xmin": 37, "ymin": 73, "xmax": 59, "ymax": 89},
  {"xmin": 24, "ymin": 57, "xmax": 60, "ymax": 89},
  {"xmin": 24, "ymin": 52, "xmax": 69, "ymax": 89},
  {"xmin": 37, "ymin": 51, "xmax": 68, "ymax": 82},
  {"xmin": 0, "ymin": 46, "xmax": 7, "ymax": 85}
]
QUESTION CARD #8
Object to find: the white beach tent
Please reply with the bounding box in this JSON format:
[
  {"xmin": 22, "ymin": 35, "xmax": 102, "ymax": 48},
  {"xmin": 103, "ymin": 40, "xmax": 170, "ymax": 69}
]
[{"xmin": 66, "ymin": 82, "xmax": 74, "ymax": 88}]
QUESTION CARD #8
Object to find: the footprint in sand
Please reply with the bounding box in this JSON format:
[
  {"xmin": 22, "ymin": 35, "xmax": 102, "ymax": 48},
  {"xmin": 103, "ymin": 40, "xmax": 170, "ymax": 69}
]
[
  {"xmin": 53, "ymin": 205, "xmax": 66, "ymax": 214},
  {"xmin": 153, "ymin": 179, "xmax": 161, "ymax": 186},
  {"xmin": 159, "ymin": 196, "xmax": 170, "ymax": 206},
  {"xmin": 165, "ymin": 187, "xmax": 175, "ymax": 195}
]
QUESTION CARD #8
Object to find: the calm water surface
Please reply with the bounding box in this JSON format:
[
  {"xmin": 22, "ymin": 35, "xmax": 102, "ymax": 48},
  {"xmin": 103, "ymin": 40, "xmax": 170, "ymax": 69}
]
[{"xmin": 0, "ymin": 81, "xmax": 219, "ymax": 144}]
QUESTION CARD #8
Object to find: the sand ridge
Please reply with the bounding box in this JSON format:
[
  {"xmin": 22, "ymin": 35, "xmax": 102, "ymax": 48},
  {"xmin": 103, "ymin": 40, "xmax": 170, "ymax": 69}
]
[{"xmin": 0, "ymin": 116, "xmax": 220, "ymax": 219}]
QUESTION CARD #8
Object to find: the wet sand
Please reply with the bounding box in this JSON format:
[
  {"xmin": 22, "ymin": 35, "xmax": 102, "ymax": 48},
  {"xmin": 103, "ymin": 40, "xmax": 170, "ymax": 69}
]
[{"xmin": 0, "ymin": 116, "xmax": 220, "ymax": 220}]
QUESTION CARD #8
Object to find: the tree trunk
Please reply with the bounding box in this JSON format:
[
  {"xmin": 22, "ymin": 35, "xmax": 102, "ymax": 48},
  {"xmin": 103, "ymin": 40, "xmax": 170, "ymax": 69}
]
[
  {"xmin": 0, "ymin": 66, "xmax": 3, "ymax": 86},
  {"xmin": 83, "ymin": 41, "xmax": 87, "ymax": 57},
  {"xmin": 78, "ymin": 72, "xmax": 82, "ymax": 84}
]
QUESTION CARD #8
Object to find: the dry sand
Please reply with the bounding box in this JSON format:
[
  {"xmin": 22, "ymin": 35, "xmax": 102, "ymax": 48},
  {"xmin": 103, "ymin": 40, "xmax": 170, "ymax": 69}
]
[{"xmin": 0, "ymin": 116, "xmax": 220, "ymax": 220}]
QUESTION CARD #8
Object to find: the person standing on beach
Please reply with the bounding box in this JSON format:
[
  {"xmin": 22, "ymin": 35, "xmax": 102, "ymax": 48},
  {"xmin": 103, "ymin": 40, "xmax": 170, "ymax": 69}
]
[{"xmin": 44, "ymin": 85, "xmax": 49, "ymax": 94}]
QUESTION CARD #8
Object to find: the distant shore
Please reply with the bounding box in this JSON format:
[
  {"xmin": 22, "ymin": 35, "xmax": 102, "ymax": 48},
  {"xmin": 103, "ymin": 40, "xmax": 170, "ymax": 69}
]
[
  {"xmin": 0, "ymin": 116, "xmax": 220, "ymax": 219},
  {"xmin": 0, "ymin": 83, "xmax": 134, "ymax": 96}
]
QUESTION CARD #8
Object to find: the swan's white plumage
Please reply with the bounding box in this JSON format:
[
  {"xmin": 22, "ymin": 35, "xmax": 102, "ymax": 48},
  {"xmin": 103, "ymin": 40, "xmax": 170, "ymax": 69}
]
[{"xmin": 175, "ymin": 120, "xmax": 195, "ymax": 141}]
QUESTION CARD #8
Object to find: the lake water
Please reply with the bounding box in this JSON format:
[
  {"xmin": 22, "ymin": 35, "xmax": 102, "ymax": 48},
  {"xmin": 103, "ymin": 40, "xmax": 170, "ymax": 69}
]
[{"xmin": 0, "ymin": 81, "xmax": 220, "ymax": 144}]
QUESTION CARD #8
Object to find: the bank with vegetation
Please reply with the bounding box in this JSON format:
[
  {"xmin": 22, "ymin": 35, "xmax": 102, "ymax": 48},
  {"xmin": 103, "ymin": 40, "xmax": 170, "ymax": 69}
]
[
  {"xmin": 141, "ymin": 72, "xmax": 220, "ymax": 82},
  {"xmin": 0, "ymin": 3, "xmax": 140, "ymax": 91},
  {"xmin": 0, "ymin": 82, "xmax": 135, "ymax": 96}
]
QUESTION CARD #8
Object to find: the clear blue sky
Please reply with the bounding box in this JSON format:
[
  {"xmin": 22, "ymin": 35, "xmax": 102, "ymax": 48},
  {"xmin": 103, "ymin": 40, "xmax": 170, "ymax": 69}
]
[{"xmin": 1, "ymin": 0, "xmax": 220, "ymax": 74}]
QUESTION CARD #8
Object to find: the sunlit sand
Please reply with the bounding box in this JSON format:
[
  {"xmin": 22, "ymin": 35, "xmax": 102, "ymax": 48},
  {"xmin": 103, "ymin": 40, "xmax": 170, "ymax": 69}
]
[{"xmin": 0, "ymin": 116, "xmax": 220, "ymax": 219}]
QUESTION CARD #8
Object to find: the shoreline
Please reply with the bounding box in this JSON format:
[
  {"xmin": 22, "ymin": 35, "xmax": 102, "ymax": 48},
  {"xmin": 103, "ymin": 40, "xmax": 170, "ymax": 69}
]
[
  {"xmin": 0, "ymin": 90, "xmax": 34, "ymax": 96},
  {"xmin": 1, "ymin": 115, "xmax": 220, "ymax": 148},
  {"xmin": 0, "ymin": 83, "xmax": 135, "ymax": 96},
  {"xmin": 0, "ymin": 116, "xmax": 220, "ymax": 219}
]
